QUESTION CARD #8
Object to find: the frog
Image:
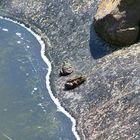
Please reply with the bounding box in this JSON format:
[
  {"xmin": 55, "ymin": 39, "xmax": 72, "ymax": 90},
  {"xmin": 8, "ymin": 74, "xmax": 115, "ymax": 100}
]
[{"xmin": 60, "ymin": 59, "xmax": 74, "ymax": 76}]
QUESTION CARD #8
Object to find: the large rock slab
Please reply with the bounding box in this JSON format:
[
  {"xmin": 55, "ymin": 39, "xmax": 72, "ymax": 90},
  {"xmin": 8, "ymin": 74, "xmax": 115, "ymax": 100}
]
[
  {"xmin": 0, "ymin": 0, "xmax": 140, "ymax": 140},
  {"xmin": 94, "ymin": 0, "xmax": 140, "ymax": 46}
]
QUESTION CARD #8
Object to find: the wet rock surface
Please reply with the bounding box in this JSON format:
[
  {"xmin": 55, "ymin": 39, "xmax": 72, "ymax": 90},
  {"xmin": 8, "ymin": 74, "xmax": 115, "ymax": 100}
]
[
  {"xmin": 94, "ymin": 0, "xmax": 140, "ymax": 46},
  {"xmin": 0, "ymin": 0, "xmax": 140, "ymax": 140}
]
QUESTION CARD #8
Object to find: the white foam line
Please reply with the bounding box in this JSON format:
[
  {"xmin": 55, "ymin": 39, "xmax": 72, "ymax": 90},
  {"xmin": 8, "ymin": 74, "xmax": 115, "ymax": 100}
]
[{"xmin": 0, "ymin": 16, "xmax": 81, "ymax": 140}]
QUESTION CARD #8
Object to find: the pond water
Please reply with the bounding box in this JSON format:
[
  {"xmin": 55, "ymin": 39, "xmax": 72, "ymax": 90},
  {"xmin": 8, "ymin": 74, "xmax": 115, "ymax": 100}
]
[{"xmin": 0, "ymin": 18, "xmax": 76, "ymax": 140}]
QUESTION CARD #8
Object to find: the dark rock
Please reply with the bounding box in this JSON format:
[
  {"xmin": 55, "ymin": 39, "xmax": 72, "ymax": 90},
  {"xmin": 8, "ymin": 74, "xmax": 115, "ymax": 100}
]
[{"xmin": 94, "ymin": 0, "xmax": 140, "ymax": 46}]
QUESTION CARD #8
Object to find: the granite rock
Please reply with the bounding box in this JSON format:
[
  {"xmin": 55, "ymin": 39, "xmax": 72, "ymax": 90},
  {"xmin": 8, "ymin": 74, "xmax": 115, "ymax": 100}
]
[
  {"xmin": 94, "ymin": 0, "xmax": 140, "ymax": 46},
  {"xmin": 0, "ymin": 0, "xmax": 140, "ymax": 140}
]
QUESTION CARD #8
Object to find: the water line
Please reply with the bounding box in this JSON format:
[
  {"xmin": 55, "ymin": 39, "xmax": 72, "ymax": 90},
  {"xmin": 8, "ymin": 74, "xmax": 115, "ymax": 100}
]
[{"xmin": 0, "ymin": 16, "xmax": 81, "ymax": 140}]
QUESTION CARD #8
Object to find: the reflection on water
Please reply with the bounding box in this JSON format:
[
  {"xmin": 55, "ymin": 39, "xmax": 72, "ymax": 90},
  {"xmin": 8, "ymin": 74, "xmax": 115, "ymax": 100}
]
[{"xmin": 0, "ymin": 19, "xmax": 76, "ymax": 140}]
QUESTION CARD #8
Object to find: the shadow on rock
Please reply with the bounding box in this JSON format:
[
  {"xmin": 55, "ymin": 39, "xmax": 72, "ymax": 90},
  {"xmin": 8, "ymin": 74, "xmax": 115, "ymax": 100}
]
[{"xmin": 89, "ymin": 23, "xmax": 116, "ymax": 59}]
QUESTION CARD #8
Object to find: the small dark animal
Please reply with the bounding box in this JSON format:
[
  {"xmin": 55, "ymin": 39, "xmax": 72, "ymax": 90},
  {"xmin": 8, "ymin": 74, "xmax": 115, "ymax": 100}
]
[{"xmin": 65, "ymin": 75, "xmax": 86, "ymax": 90}]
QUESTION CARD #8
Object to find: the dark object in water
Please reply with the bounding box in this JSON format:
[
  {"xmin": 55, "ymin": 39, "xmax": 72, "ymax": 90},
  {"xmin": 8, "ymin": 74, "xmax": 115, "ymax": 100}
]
[
  {"xmin": 60, "ymin": 59, "xmax": 73, "ymax": 76},
  {"xmin": 65, "ymin": 75, "xmax": 86, "ymax": 90}
]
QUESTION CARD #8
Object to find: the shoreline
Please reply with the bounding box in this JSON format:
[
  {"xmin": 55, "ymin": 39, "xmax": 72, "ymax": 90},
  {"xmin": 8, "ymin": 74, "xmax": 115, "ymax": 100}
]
[
  {"xmin": 0, "ymin": 16, "xmax": 81, "ymax": 140},
  {"xmin": 1, "ymin": 1, "xmax": 140, "ymax": 139}
]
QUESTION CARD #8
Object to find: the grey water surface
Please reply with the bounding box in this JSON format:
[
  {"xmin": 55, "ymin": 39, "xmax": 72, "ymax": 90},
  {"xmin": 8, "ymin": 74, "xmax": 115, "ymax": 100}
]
[{"xmin": 0, "ymin": 18, "xmax": 76, "ymax": 140}]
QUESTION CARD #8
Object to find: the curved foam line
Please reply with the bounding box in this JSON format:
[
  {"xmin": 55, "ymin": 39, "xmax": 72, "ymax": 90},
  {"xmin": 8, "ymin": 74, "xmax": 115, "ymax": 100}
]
[{"xmin": 0, "ymin": 16, "xmax": 81, "ymax": 140}]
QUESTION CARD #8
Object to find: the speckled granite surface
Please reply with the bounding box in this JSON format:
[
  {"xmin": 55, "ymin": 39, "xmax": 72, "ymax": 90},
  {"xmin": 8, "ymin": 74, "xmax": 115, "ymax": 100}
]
[{"xmin": 0, "ymin": 0, "xmax": 140, "ymax": 139}]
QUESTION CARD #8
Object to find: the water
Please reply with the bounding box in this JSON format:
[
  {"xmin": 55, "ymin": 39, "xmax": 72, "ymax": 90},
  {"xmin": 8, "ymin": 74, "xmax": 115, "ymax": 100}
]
[{"xmin": 0, "ymin": 18, "xmax": 76, "ymax": 140}]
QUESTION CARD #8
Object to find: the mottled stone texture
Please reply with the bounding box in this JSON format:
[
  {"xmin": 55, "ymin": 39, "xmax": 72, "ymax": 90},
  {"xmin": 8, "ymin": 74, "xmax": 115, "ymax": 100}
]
[
  {"xmin": 94, "ymin": 0, "xmax": 140, "ymax": 46},
  {"xmin": 0, "ymin": 0, "xmax": 140, "ymax": 140}
]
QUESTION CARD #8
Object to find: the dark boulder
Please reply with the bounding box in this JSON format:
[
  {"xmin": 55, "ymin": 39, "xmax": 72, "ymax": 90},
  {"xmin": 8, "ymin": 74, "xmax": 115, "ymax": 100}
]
[{"xmin": 94, "ymin": 0, "xmax": 140, "ymax": 46}]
